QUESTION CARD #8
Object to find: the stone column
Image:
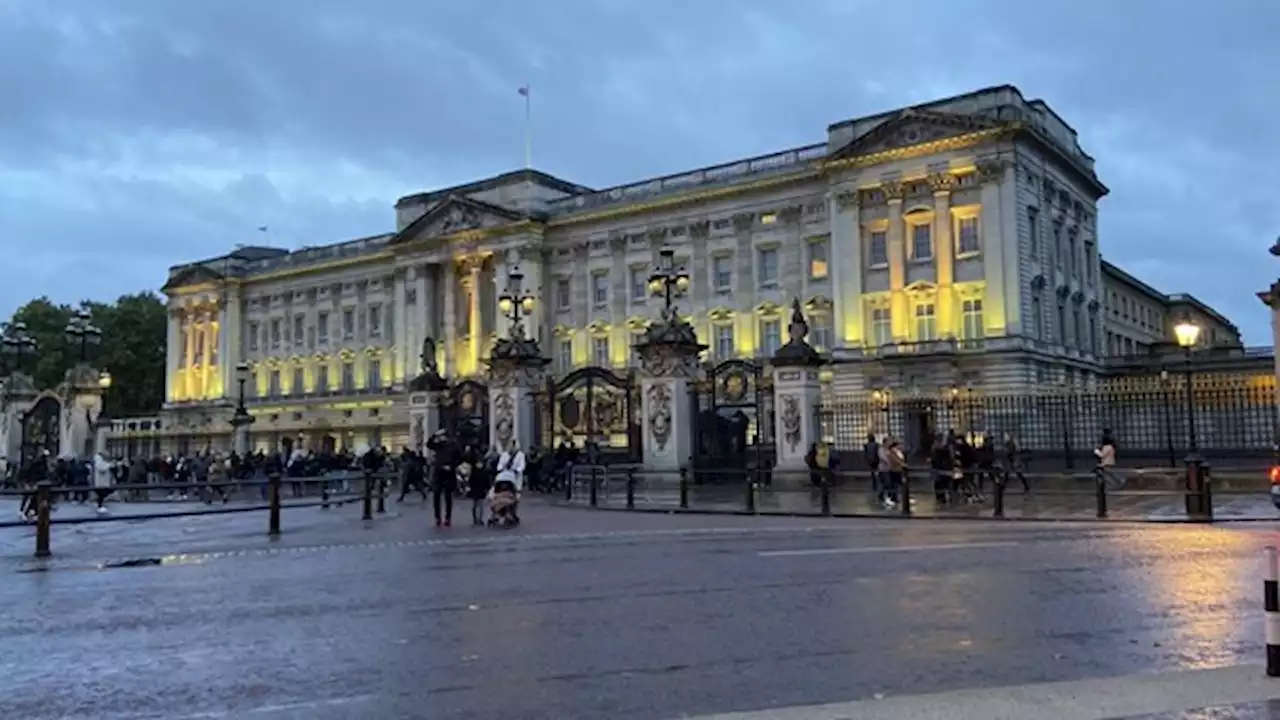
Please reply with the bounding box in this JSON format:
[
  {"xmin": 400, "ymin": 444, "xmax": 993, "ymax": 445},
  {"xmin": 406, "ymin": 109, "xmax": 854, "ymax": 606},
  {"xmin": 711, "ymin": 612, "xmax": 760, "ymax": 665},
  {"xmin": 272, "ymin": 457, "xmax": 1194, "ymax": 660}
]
[
  {"xmin": 393, "ymin": 268, "xmax": 409, "ymax": 387},
  {"xmin": 182, "ymin": 310, "xmax": 195, "ymax": 400},
  {"xmin": 930, "ymin": 173, "xmax": 956, "ymax": 338},
  {"xmin": 771, "ymin": 299, "xmax": 828, "ymax": 473},
  {"xmin": 977, "ymin": 157, "xmax": 1010, "ymax": 335},
  {"xmin": 165, "ymin": 309, "xmax": 181, "ymax": 403},
  {"xmin": 634, "ymin": 317, "xmax": 704, "ymax": 472},
  {"xmin": 442, "ymin": 263, "xmax": 457, "ymax": 378},
  {"xmin": 468, "ymin": 260, "xmax": 483, "ymax": 377},
  {"xmin": 830, "ymin": 188, "xmax": 862, "ymax": 347},
  {"xmin": 60, "ymin": 365, "xmax": 104, "ymax": 460},
  {"xmin": 488, "ymin": 349, "xmax": 548, "ymax": 455},
  {"xmin": 0, "ymin": 373, "xmax": 36, "ymax": 467},
  {"xmin": 883, "ymin": 181, "xmax": 909, "ymax": 341}
]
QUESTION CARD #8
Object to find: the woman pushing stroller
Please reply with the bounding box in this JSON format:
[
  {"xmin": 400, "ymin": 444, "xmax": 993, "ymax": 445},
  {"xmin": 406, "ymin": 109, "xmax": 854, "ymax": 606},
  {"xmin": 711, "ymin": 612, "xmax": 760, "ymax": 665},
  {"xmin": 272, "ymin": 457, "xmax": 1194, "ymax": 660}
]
[{"xmin": 487, "ymin": 440, "xmax": 526, "ymax": 528}]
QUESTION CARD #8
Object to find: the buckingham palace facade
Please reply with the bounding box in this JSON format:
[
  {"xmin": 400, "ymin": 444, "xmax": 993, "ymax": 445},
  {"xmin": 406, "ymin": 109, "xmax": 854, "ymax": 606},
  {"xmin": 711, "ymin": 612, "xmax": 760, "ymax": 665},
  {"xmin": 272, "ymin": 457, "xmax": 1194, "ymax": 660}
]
[{"xmin": 113, "ymin": 84, "xmax": 1253, "ymax": 457}]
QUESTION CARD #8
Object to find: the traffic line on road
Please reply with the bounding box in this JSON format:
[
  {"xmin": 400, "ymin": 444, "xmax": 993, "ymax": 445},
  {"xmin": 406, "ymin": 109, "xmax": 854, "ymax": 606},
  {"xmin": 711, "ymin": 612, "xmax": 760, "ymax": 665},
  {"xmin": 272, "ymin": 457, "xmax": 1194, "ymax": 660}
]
[
  {"xmin": 757, "ymin": 541, "xmax": 1019, "ymax": 558},
  {"xmin": 153, "ymin": 693, "xmax": 375, "ymax": 719}
]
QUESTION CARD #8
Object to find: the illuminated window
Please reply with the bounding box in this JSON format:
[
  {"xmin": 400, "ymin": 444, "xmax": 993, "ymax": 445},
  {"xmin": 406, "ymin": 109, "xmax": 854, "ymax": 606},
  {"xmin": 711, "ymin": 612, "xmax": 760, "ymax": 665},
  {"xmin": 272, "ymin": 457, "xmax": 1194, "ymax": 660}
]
[
  {"xmin": 369, "ymin": 305, "xmax": 382, "ymax": 338},
  {"xmin": 868, "ymin": 231, "xmax": 888, "ymax": 267},
  {"xmin": 368, "ymin": 359, "xmax": 382, "ymax": 389},
  {"xmin": 268, "ymin": 370, "xmax": 281, "ymax": 398},
  {"xmin": 341, "ymin": 361, "xmax": 355, "ymax": 392},
  {"xmin": 758, "ymin": 248, "xmax": 778, "ymax": 287},
  {"xmin": 247, "ymin": 370, "xmax": 258, "ymax": 398},
  {"xmin": 713, "ymin": 256, "xmax": 733, "ymax": 291},
  {"xmin": 292, "ymin": 367, "xmax": 305, "ymax": 395},
  {"xmin": 910, "ymin": 222, "xmax": 932, "ymax": 261},
  {"xmin": 592, "ymin": 337, "xmax": 610, "ymax": 366},
  {"xmin": 760, "ymin": 319, "xmax": 781, "ymax": 356},
  {"xmin": 556, "ymin": 279, "xmax": 571, "ymax": 310},
  {"xmin": 592, "ymin": 273, "xmax": 609, "ymax": 307},
  {"xmin": 316, "ymin": 365, "xmax": 329, "ymax": 394},
  {"xmin": 961, "ymin": 299, "xmax": 984, "ymax": 340},
  {"xmin": 715, "ymin": 324, "xmax": 734, "ymax": 359},
  {"xmin": 248, "ymin": 322, "xmax": 259, "ymax": 352},
  {"xmin": 810, "ymin": 314, "xmax": 831, "ymax": 350},
  {"xmin": 914, "ymin": 303, "xmax": 936, "ymax": 341},
  {"xmin": 871, "ymin": 307, "xmax": 892, "ymax": 347},
  {"xmin": 808, "ymin": 239, "xmax": 829, "ymax": 280},
  {"xmin": 317, "ymin": 312, "xmax": 329, "ymax": 344},
  {"xmin": 957, "ymin": 216, "xmax": 980, "ymax": 255},
  {"xmin": 630, "ymin": 267, "xmax": 646, "ymax": 302},
  {"xmin": 557, "ymin": 339, "xmax": 573, "ymax": 374},
  {"xmin": 759, "ymin": 212, "xmax": 777, "ymax": 225}
]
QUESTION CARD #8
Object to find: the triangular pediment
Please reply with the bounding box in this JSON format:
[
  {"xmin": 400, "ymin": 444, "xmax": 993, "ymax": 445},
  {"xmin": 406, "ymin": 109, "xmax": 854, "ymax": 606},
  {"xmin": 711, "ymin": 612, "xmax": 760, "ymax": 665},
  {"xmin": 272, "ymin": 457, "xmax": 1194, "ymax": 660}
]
[
  {"xmin": 831, "ymin": 109, "xmax": 1001, "ymax": 159},
  {"xmin": 162, "ymin": 264, "xmax": 225, "ymax": 293},
  {"xmin": 391, "ymin": 194, "xmax": 528, "ymax": 246}
]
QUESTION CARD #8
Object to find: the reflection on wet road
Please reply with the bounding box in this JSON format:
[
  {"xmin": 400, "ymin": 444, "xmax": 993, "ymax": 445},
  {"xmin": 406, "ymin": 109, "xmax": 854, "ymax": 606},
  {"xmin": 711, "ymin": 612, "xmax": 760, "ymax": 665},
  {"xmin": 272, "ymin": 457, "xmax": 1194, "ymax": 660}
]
[{"xmin": 0, "ymin": 504, "xmax": 1277, "ymax": 719}]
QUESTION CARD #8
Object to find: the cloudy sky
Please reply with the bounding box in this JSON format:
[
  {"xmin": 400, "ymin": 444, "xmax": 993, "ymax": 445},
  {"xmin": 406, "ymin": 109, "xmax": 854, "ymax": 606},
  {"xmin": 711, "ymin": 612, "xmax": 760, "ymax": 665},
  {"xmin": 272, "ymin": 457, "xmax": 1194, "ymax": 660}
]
[{"xmin": 3, "ymin": 0, "xmax": 1278, "ymax": 341}]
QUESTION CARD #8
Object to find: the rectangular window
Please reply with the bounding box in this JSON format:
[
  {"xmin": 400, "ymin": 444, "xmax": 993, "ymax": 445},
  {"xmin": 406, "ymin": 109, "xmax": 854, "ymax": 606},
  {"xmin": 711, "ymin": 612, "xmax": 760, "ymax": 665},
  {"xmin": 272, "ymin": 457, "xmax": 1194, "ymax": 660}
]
[
  {"xmin": 592, "ymin": 273, "xmax": 609, "ymax": 307},
  {"xmin": 316, "ymin": 365, "xmax": 329, "ymax": 394},
  {"xmin": 715, "ymin": 324, "xmax": 734, "ymax": 359},
  {"xmin": 293, "ymin": 315, "xmax": 305, "ymax": 346},
  {"xmin": 1056, "ymin": 301, "xmax": 1068, "ymax": 344},
  {"xmin": 268, "ymin": 370, "xmax": 281, "ymax": 398},
  {"xmin": 1053, "ymin": 223, "xmax": 1064, "ymax": 268},
  {"xmin": 342, "ymin": 309, "xmax": 355, "ymax": 340},
  {"xmin": 808, "ymin": 239, "xmax": 829, "ymax": 280},
  {"xmin": 270, "ymin": 319, "xmax": 281, "ymax": 348},
  {"xmin": 1068, "ymin": 231, "xmax": 1078, "ymax": 278},
  {"xmin": 760, "ymin": 319, "xmax": 781, "ymax": 356},
  {"xmin": 247, "ymin": 370, "xmax": 258, "ymax": 398},
  {"xmin": 713, "ymin": 255, "xmax": 733, "ymax": 291},
  {"xmin": 810, "ymin": 315, "xmax": 831, "ymax": 350},
  {"xmin": 1073, "ymin": 306, "xmax": 1084, "ymax": 348},
  {"xmin": 292, "ymin": 367, "xmax": 305, "ymax": 395},
  {"xmin": 911, "ymin": 223, "xmax": 932, "ymax": 261},
  {"xmin": 556, "ymin": 279, "xmax": 571, "ymax": 310},
  {"xmin": 368, "ymin": 359, "xmax": 381, "ymax": 389},
  {"xmin": 1084, "ymin": 241, "xmax": 1095, "ymax": 283},
  {"xmin": 758, "ymin": 247, "xmax": 778, "ymax": 287},
  {"xmin": 1027, "ymin": 207, "xmax": 1039, "ymax": 257},
  {"xmin": 871, "ymin": 308, "xmax": 892, "ymax": 347},
  {"xmin": 307, "ymin": 325, "xmax": 315, "ymax": 350},
  {"xmin": 914, "ymin": 303, "xmax": 937, "ymax": 341},
  {"xmin": 316, "ymin": 311, "xmax": 329, "ymax": 344},
  {"xmin": 961, "ymin": 299, "xmax": 984, "ymax": 340},
  {"xmin": 868, "ymin": 231, "xmax": 888, "ymax": 267},
  {"xmin": 592, "ymin": 337, "xmax": 610, "ymax": 366},
  {"xmin": 956, "ymin": 216, "xmax": 980, "ymax": 255},
  {"xmin": 557, "ymin": 339, "xmax": 573, "ymax": 374},
  {"xmin": 248, "ymin": 322, "xmax": 260, "ymax": 351},
  {"xmin": 368, "ymin": 305, "xmax": 382, "ymax": 337},
  {"xmin": 261, "ymin": 325, "xmax": 269, "ymax": 353},
  {"xmin": 1031, "ymin": 295, "xmax": 1043, "ymax": 339},
  {"xmin": 341, "ymin": 361, "xmax": 355, "ymax": 392},
  {"xmin": 630, "ymin": 267, "xmax": 646, "ymax": 302}
]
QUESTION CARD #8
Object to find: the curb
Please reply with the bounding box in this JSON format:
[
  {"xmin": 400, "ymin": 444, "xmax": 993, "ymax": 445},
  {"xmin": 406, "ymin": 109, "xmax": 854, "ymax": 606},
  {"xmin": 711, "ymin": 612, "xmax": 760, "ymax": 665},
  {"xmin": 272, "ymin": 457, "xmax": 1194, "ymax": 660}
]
[{"xmin": 548, "ymin": 500, "xmax": 1279, "ymax": 525}]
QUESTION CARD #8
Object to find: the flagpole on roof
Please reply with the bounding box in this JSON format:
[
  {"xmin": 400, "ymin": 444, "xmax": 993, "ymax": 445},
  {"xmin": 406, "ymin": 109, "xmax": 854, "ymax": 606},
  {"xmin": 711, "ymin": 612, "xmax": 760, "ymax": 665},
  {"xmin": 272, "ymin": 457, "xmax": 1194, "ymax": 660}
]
[
  {"xmin": 257, "ymin": 225, "xmax": 270, "ymax": 248},
  {"xmin": 519, "ymin": 85, "xmax": 532, "ymax": 172}
]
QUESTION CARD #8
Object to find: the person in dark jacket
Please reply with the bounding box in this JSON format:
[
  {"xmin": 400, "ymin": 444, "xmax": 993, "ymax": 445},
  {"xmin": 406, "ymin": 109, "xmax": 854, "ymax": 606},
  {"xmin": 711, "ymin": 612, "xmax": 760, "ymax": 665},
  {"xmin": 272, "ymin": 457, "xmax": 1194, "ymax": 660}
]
[
  {"xmin": 468, "ymin": 451, "xmax": 495, "ymax": 525},
  {"xmin": 863, "ymin": 434, "xmax": 881, "ymax": 497},
  {"xmin": 426, "ymin": 430, "xmax": 459, "ymax": 527},
  {"xmin": 397, "ymin": 449, "xmax": 429, "ymax": 502}
]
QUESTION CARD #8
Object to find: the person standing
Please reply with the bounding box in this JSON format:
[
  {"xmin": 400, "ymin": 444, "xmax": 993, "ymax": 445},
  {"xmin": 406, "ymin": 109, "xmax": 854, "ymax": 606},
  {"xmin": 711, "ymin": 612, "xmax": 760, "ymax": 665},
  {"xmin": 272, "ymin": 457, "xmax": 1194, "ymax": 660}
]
[
  {"xmin": 92, "ymin": 451, "xmax": 114, "ymax": 514},
  {"xmin": 468, "ymin": 450, "xmax": 494, "ymax": 526},
  {"xmin": 426, "ymin": 430, "xmax": 459, "ymax": 527}
]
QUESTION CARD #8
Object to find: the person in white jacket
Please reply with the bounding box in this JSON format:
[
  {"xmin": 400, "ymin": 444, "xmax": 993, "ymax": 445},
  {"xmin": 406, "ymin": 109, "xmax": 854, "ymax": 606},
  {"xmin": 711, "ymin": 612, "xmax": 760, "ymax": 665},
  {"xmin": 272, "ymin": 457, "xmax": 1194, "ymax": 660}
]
[
  {"xmin": 495, "ymin": 440, "xmax": 526, "ymax": 493},
  {"xmin": 92, "ymin": 452, "xmax": 114, "ymax": 514}
]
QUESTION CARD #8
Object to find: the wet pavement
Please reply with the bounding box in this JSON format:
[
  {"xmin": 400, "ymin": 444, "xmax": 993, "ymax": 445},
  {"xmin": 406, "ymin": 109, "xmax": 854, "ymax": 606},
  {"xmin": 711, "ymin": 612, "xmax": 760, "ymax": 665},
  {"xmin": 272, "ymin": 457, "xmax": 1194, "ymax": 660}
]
[
  {"xmin": 1110, "ymin": 701, "xmax": 1280, "ymax": 719},
  {"xmin": 1, "ymin": 499, "xmax": 1279, "ymax": 719}
]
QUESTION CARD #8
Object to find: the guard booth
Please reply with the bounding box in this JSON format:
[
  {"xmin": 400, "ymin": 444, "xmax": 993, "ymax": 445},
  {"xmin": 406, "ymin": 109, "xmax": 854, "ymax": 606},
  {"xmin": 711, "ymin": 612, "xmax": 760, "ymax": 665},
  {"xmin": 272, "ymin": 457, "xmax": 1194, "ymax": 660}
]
[{"xmin": 692, "ymin": 360, "xmax": 774, "ymax": 483}]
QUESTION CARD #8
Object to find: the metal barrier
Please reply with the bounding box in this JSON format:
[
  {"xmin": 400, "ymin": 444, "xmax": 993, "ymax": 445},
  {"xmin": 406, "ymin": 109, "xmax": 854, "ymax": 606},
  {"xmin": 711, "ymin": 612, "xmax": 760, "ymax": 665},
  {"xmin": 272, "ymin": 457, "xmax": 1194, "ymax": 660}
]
[{"xmin": 1, "ymin": 470, "xmax": 396, "ymax": 559}]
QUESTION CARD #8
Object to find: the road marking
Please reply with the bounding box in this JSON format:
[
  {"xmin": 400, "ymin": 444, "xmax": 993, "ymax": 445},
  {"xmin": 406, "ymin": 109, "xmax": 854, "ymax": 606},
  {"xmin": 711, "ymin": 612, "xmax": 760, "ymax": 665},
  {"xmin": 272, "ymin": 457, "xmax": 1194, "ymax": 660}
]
[
  {"xmin": 757, "ymin": 541, "xmax": 1018, "ymax": 558},
  {"xmin": 165, "ymin": 694, "xmax": 374, "ymax": 718}
]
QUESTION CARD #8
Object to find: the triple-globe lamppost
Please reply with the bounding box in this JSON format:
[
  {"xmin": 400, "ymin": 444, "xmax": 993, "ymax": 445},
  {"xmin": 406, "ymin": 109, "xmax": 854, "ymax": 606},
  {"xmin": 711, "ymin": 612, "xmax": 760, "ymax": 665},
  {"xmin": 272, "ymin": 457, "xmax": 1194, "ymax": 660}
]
[
  {"xmin": 648, "ymin": 247, "xmax": 690, "ymax": 319},
  {"xmin": 230, "ymin": 361, "xmax": 255, "ymax": 455},
  {"xmin": 497, "ymin": 266, "xmax": 537, "ymax": 337},
  {"xmin": 64, "ymin": 310, "xmax": 101, "ymax": 365},
  {"xmin": 1, "ymin": 322, "xmax": 38, "ymax": 377}
]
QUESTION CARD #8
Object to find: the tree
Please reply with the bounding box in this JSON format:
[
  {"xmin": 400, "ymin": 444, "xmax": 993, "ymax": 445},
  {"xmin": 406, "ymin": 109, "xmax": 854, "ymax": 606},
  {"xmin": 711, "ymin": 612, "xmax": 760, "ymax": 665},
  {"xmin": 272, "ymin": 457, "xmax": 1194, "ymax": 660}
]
[{"xmin": 4, "ymin": 293, "xmax": 167, "ymax": 417}]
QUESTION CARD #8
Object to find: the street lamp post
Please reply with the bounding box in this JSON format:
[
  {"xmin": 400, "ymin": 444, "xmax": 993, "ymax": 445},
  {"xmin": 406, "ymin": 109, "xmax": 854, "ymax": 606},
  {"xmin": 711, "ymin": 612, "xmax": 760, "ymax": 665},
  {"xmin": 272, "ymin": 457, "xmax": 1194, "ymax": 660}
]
[
  {"xmin": 95, "ymin": 371, "xmax": 113, "ymax": 457},
  {"xmin": 1, "ymin": 322, "xmax": 38, "ymax": 375},
  {"xmin": 648, "ymin": 247, "xmax": 691, "ymax": 320},
  {"xmin": 230, "ymin": 362, "xmax": 254, "ymax": 455},
  {"xmin": 64, "ymin": 310, "xmax": 101, "ymax": 364},
  {"xmin": 1173, "ymin": 318, "xmax": 1202, "ymax": 459},
  {"xmin": 497, "ymin": 267, "xmax": 537, "ymax": 338},
  {"xmin": 1159, "ymin": 369, "xmax": 1176, "ymax": 467}
]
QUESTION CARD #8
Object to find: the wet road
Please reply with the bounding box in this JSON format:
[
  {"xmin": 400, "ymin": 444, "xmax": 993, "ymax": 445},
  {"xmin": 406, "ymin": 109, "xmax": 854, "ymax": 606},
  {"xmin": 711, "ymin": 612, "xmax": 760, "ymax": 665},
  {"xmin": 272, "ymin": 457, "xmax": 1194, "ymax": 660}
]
[{"xmin": 1, "ymin": 501, "xmax": 1279, "ymax": 719}]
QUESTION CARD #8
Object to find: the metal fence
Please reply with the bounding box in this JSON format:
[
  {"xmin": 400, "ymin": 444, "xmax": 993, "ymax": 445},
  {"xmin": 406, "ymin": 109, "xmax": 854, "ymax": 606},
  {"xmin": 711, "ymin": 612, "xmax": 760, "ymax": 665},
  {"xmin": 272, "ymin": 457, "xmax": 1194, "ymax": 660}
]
[{"xmin": 819, "ymin": 386, "xmax": 1279, "ymax": 468}]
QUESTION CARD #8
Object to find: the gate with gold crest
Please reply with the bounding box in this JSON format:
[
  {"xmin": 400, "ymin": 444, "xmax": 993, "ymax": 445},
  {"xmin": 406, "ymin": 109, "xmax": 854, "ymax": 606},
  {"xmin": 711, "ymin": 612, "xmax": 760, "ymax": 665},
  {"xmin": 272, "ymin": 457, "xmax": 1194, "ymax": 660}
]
[
  {"xmin": 443, "ymin": 379, "xmax": 489, "ymax": 449},
  {"xmin": 692, "ymin": 359, "xmax": 774, "ymax": 477},
  {"xmin": 543, "ymin": 367, "xmax": 640, "ymax": 463}
]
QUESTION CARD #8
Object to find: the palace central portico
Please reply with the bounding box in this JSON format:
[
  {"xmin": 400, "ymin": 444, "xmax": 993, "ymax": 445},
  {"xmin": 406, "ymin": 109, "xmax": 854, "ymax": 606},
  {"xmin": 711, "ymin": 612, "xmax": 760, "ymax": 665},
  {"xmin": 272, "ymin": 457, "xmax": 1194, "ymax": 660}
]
[{"xmin": 102, "ymin": 84, "xmax": 1247, "ymax": 464}]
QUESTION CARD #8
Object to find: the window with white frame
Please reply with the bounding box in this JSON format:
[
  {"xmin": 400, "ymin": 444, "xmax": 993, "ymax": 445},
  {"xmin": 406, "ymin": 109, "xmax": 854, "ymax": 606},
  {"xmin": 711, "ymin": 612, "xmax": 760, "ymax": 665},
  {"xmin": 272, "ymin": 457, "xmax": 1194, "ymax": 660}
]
[
  {"xmin": 270, "ymin": 318, "xmax": 281, "ymax": 348},
  {"xmin": 316, "ymin": 364, "xmax": 329, "ymax": 394},
  {"xmin": 757, "ymin": 247, "xmax": 778, "ymax": 287},
  {"xmin": 715, "ymin": 324, "xmax": 734, "ymax": 359},
  {"xmin": 247, "ymin": 370, "xmax": 258, "ymax": 398},
  {"xmin": 809, "ymin": 314, "xmax": 832, "ymax": 350},
  {"xmin": 342, "ymin": 309, "xmax": 354, "ymax": 340},
  {"xmin": 316, "ymin": 311, "xmax": 329, "ymax": 344},
  {"xmin": 1068, "ymin": 229, "xmax": 1078, "ymax": 278},
  {"xmin": 591, "ymin": 273, "xmax": 609, "ymax": 307},
  {"xmin": 556, "ymin": 279, "xmax": 571, "ymax": 311},
  {"xmin": 292, "ymin": 367, "xmax": 305, "ymax": 395},
  {"xmin": 914, "ymin": 302, "xmax": 937, "ymax": 341},
  {"xmin": 293, "ymin": 315, "xmax": 305, "ymax": 346},
  {"xmin": 557, "ymin": 339, "xmax": 573, "ymax": 374},
  {"xmin": 368, "ymin": 304, "xmax": 382, "ymax": 337},
  {"xmin": 248, "ymin": 322, "xmax": 260, "ymax": 351},
  {"xmin": 713, "ymin": 255, "xmax": 733, "ymax": 291},
  {"xmin": 268, "ymin": 369, "xmax": 281, "ymax": 397},
  {"xmin": 961, "ymin": 298, "xmax": 984, "ymax": 340},
  {"xmin": 1031, "ymin": 294, "xmax": 1043, "ymax": 339},
  {"xmin": 1027, "ymin": 206, "xmax": 1039, "ymax": 258},
  {"xmin": 368, "ymin": 359, "xmax": 382, "ymax": 389},
  {"xmin": 341, "ymin": 361, "xmax": 355, "ymax": 391},
  {"xmin": 760, "ymin": 318, "xmax": 781, "ymax": 356},
  {"xmin": 909, "ymin": 216, "xmax": 932, "ymax": 260},
  {"xmin": 592, "ymin": 336, "xmax": 610, "ymax": 366},
  {"xmin": 1056, "ymin": 300, "xmax": 1067, "ymax": 344},
  {"xmin": 868, "ymin": 230, "xmax": 888, "ymax": 267},
  {"xmin": 1053, "ymin": 222, "xmax": 1064, "ymax": 269},
  {"xmin": 871, "ymin": 307, "xmax": 892, "ymax": 347},
  {"xmin": 808, "ymin": 239, "xmax": 829, "ymax": 280},
  {"xmin": 629, "ymin": 267, "xmax": 646, "ymax": 302},
  {"xmin": 956, "ymin": 215, "xmax": 980, "ymax": 255}
]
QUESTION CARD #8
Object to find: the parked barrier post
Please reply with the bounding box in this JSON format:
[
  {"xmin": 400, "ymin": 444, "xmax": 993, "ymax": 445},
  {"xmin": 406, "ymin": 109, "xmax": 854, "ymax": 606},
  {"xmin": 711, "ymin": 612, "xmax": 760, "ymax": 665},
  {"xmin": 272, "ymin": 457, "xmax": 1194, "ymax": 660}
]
[
  {"xmin": 626, "ymin": 469, "xmax": 636, "ymax": 510},
  {"xmin": 900, "ymin": 470, "xmax": 912, "ymax": 517},
  {"xmin": 376, "ymin": 473, "xmax": 387, "ymax": 515},
  {"xmin": 1201, "ymin": 463, "xmax": 1213, "ymax": 521},
  {"xmin": 565, "ymin": 466, "xmax": 574, "ymax": 501},
  {"xmin": 34, "ymin": 481, "xmax": 52, "ymax": 559},
  {"xmin": 1184, "ymin": 455, "xmax": 1207, "ymax": 519},
  {"xmin": 589, "ymin": 466, "xmax": 599, "ymax": 508},
  {"xmin": 1266, "ymin": 546, "xmax": 1280, "ymax": 676},
  {"xmin": 820, "ymin": 478, "xmax": 831, "ymax": 516},
  {"xmin": 1095, "ymin": 467, "xmax": 1108, "ymax": 519},
  {"xmin": 745, "ymin": 472, "xmax": 756, "ymax": 514},
  {"xmin": 993, "ymin": 471, "xmax": 1006, "ymax": 518},
  {"xmin": 321, "ymin": 480, "xmax": 330, "ymax": 510},
  {"xmin": 679, "ymin": 468, "xmax": 689, "ymax": 509},
  {"xmin": 267, "ymin": 472, "xmax": 282, "ymax": 537},
  {"xmin": 362, "ymin": 471, "xmax": 374, "ymax": 521}
]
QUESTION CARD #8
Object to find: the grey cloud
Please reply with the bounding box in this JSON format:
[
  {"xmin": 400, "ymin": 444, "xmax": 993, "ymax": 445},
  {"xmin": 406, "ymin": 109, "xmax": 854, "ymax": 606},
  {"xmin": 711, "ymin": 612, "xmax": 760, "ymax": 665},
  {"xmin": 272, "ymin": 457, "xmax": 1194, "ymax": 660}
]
[{"xmin": 2, "ymin": 0, "xmax": 1278, "ymax": 340}]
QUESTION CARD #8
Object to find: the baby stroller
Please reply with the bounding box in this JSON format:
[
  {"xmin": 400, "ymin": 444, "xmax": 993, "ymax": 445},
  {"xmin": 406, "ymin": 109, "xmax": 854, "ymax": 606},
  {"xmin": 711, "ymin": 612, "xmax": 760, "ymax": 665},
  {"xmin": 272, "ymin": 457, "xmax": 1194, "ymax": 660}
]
[{"xmin": 487, "ymin": 479, "xmax": 520, "ymax": 528}]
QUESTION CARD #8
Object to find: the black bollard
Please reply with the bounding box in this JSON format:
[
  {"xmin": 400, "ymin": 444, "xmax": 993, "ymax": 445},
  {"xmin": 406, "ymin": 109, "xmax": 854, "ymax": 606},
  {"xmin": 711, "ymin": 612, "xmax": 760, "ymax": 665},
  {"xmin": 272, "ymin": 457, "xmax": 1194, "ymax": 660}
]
[
  {"xmin": 1095, "ymin": 467, "xmax": 1108, "ymax": 519},
  {"xmin": 321, "ymin": 481, "xmax": 330, "ymax": 510},
  {"xmin": 900, "ymin": 470, "xmax": 912, "ymax": 517},
  {"xmin": 589, "ymin": 467, "xmax": 599, "ymax": 507},
  {"xmin": 1201, "ymin": 463, "xmax": 1213, "ymax": 521},
  {"xmin": 820, "ymin": 479, "xmax": 831, "ymax": 516},
  {"xmin": 1266, "ymin": 547, "xmax": 1280, "ymax": 676},
  {"xmin": 679, "ymin": 467, "xmax": 689, "ymax": 509},
  {"xmin": 34, "ymin": 481, "xmax": 52, "ymax": 559},
  {"xmin": 626, "ymin": 469, "xmax": 636, "ymax": 510},
  {"xmin": 268, "ymin": 472, "xmax": 281, "ymax": 538},
  {"xmin": 362, "ymin": 472, "xmax": 374, "ymax": 521},
  {"xmin": 565, "ymin": 466, "xmax": 574, "ymax": 501},
  {"xmin": 376, "ymin": 474, "xmax": 387, "ymax": 515},
  {"xmin": 993, "ymin": 472, "xmax": 1006, "ymax": 518},
  {"xmin": 745, "ymin": 473, "xmax": 756, "ymax": 514}
]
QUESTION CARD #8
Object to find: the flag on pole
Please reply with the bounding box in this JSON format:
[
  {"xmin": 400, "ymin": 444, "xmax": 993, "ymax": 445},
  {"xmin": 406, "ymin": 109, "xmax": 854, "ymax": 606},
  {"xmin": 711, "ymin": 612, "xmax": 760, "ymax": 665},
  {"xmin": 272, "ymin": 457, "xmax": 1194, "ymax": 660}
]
[
  {"xmin": 517, "ymin": 85, "xmax": 529, "ymax": 97},
  {"xmin": 257, "ymin": 226, "xmax": 268, "ymax": 233},
  {"xmin": 518, "ymin": 85, "xmax": 532, "ymax": 170}
]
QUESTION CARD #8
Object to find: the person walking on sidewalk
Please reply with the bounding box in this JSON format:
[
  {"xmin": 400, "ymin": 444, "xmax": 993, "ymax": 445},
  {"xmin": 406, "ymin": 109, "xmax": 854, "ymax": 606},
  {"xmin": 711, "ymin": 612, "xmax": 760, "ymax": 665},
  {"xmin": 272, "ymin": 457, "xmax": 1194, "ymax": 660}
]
[
  {"xmin": 426, "ymin": 430, "xmax": 459, "ymax": 527},
  {"xmin": 863, "ymin": 434, "xmax": 881, "ymax": 499},
  {"xmin": 1002, "ymin": 433, "xmax": 1029, "ymax": 493},
  {"xmin": 91, "ymin": 451, "xmax": 114, "ymax": 514},
  {"xmin": 397, "ymin": 449, "xmax": 429, "ymax": 503}
]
